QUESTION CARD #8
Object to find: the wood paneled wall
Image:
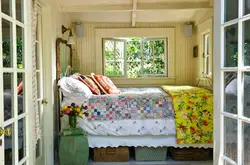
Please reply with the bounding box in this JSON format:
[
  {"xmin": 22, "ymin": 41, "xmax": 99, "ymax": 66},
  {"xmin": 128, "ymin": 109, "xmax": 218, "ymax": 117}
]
[{"xmin": 72, "ymin": 22, "xmax": 196, "ymax": 86}]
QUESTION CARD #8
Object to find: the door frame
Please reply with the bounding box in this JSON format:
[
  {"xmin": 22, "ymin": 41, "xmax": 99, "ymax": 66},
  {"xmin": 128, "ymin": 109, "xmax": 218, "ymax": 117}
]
[
  {"xmin": 34, "ymin": 0, "xmax": 54, "ymax": 164},
  {"xmin": 213, "ymin": 0, "xmax": 222, "ymax": 164}
]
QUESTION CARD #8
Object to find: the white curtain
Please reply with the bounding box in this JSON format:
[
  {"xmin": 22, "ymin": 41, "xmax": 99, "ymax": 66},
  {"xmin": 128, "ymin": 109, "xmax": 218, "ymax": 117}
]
[{"xmin": 32, "ymin": 0, "xmax": 42, "ymax": 147}]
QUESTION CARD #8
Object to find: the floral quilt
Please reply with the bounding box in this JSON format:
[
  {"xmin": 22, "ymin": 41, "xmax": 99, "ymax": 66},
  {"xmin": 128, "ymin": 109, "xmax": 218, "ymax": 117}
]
[
  {"xmin": 85, "ymin": 88, "xmax": 175, "ymax": 121},
  {"xmin": 161, "ymin": 86, "xmax": 213, "ymax": 144}
]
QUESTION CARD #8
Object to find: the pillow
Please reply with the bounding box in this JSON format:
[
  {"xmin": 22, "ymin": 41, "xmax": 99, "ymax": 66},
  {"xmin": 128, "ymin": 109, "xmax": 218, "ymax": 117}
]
[
  {"xmin": 78, "ymin": 75, "xmax": 101, "ymax": 95},
  {"xmin": 17, "ymin": 81, "xmax": 23, "ymax": 95},
  {"xmin": 70, "ymin": 73, "xmax": 81, "ymax": 79},
  {"xmin": 87, "ymin": 75, "xmax": 108, "ymax": 95},
  {"xmin": 58, "ymin": 77, "xmax": 93, "ymax": 97},
  {"xmin": 91, "ymin": 73, "xmax": 120, "ymax": 94},
  {"xmin": 225, "ymin": 75, "xmax": 250, "ymax": 95}
]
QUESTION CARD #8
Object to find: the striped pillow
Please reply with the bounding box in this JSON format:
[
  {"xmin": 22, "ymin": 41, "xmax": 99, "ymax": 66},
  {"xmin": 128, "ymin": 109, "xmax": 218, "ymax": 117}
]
[
  {"xmin": 78, "ymin": 75, "xmax": 101, "ymax": 95},
  {"xmin": 91, "ymin": 73, "xmax": 120, "ymax": 94}
]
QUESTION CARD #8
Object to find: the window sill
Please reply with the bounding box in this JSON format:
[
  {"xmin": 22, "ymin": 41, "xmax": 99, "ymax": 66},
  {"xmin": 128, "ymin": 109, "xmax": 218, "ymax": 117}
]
[{"xmin": 110, "ymin": 77, "xmax": 176, "ymax": 88}]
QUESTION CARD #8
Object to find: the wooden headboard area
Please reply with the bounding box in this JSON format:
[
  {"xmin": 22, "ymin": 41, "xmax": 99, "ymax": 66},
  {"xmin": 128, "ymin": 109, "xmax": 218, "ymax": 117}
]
[{"xmin": 56, "ymin": 38, "xmax": 73, "ymax": 81}]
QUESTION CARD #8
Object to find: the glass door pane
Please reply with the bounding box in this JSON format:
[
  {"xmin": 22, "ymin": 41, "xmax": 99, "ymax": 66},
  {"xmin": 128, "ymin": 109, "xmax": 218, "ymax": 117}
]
[
  {"xmin": 220, "ymin": 0, "xmax": 250, "ymax": 164},
  {"xmin": 2, "ymin": 19, "xmax": 13, "ymax": 68},
  {"xmin": 1, "ymin": 0, "xmax": 30, "ymax": 164},
  {"xmin": 224, "ymin": 24, "xmax": 238, "ymax": 67}
]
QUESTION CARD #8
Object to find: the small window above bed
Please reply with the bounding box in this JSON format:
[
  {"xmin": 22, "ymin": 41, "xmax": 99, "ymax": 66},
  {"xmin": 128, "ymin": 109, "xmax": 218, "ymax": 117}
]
[{"xmin": 103, "ymin": 37, "xmax": 168, "ymax": 78}]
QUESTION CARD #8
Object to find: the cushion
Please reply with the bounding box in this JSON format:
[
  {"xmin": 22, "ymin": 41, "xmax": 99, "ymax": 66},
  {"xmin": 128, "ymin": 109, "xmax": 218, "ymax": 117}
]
[
  {"xmin": 78, "ymin": 75, "xmax": 101, "ymax": 95},
  {"xmin": 17, "ymin": 81, "xmax": 23, "ymax": 95},
  {"xmin": 58, "ymin": 77, "xmax": 93, "ymax": 98},
  {"xmin": 88, "ymin": 75, "xmax": 108, "ymax": 95},
  {"xmin": 91, "ymin": 73, "xmax": 120, "ymax": 94}
]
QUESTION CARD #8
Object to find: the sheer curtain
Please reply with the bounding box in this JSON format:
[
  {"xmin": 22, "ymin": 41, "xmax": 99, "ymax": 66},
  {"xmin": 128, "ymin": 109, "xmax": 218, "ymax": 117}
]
[{"xmin": 32, "ymin": 0, "xmax": 42, "ymax": 147}]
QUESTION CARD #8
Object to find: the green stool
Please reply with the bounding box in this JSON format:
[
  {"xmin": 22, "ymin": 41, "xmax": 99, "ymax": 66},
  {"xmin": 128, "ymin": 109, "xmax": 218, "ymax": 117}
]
[{"xmin": 59, "ymin": 128, "xmax": 89, "ymax": 165}]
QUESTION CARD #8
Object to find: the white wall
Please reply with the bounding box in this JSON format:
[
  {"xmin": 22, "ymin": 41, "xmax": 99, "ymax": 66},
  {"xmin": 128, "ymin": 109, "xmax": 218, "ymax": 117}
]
[
  {"xmin": 73, "ymin": 22, "xmax": 196, "ymax": 86},
  {"xmin": 38, "ymin": 0, "xmax": 72, "ymax": 164},
  {"xmin": 192, "ymin": 9, "xmax": 213, "ymax": 88}
]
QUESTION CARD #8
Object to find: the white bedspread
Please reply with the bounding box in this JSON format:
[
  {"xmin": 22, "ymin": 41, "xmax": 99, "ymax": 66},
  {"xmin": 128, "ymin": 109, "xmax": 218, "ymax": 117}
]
[{"xmin": 78, "ymin": 119, "xmax": 176, "ymax": 136}]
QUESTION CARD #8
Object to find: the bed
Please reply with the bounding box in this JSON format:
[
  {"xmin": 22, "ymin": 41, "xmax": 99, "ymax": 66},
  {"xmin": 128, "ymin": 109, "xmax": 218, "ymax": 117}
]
[{"xmin": 59, "ymin": 81, "xmax": 214, "ymax": 149}]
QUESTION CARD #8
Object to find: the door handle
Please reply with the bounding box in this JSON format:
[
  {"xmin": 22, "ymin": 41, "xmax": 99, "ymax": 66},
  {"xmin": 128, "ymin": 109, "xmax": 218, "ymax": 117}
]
[
  {"xmin": 42, "ymin": 98, "xmax": 48, "ymax": 105},
  {"xmin": 0, "ymin": 127, "xmax": 11, "ymax": 137}
]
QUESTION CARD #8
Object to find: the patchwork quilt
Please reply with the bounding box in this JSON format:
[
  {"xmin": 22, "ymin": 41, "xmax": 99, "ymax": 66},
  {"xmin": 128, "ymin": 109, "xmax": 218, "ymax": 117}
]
[{"xmin": 85, "ymin": 88, "xmax": 175, "ymax": 121}]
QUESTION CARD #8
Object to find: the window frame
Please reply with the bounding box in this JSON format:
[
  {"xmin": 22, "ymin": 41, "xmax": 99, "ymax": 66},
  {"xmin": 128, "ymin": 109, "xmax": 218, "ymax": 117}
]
[
  {"xmin": 96, "ymin": 28, "xmax": 175, "ymax": 79},
  {"xmin": 103, "ymin": 37, "xmax": 168, "ymax": 78},
  {"xmin": 203, "ymin": 32, "xmax": 211, "ymax": 76}
]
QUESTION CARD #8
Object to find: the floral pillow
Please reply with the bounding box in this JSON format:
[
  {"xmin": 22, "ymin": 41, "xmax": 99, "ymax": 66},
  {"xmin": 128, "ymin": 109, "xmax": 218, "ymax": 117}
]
[
  {"xmin": 78, "ymin": 75, "xmax": 101, "ymax": 95},
  {"xmin": 58, "ymin": 77, "xmax": 93, "ymax": 98},
  {"xmin": 91, "ymin": 73, "xmax": 120, "ymax": 94}
]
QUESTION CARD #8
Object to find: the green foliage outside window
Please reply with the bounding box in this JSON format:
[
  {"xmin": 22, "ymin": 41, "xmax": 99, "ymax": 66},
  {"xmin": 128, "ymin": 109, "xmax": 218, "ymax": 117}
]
[
  {"xmin": 104, "ymin": 38, "xmax": 166, "ymax": 78},
  {"xmin": 3, "ymin": 37, "xmax": 24, "ymax": 68}
]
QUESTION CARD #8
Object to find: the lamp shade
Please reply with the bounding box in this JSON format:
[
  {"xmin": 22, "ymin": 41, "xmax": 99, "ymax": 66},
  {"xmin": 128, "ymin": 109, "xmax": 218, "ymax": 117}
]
[{"xmin": 67, "ymin": 35, "xmax": 75, "ymax": 45}]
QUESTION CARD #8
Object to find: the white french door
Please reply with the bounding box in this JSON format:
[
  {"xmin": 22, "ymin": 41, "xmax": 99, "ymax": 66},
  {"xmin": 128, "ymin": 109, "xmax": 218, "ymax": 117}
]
[
  {"xmin": 35, "ymin": 4, "xmax": 45, "ymax": 165},
  {"xmin": 215, "ymin": 0, "xmax": 250, "ymax": 164},
  {"xmin": 0, "ymin": 0, "xmax": 33, "ymax": 165}
]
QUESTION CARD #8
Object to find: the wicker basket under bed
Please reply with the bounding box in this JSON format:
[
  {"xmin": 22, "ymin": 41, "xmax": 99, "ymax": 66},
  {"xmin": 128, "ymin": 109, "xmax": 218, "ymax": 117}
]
[
  {"xmin": 93, "ymin": 147, "xmax": 129, "ymax": 162},
  {"xmin": 135, "ymin": 147, "xmax": 168, "ymax": 161},
  {"xmin": 169, "ymin": 147, "xmax": 212, "ymax": 161}
]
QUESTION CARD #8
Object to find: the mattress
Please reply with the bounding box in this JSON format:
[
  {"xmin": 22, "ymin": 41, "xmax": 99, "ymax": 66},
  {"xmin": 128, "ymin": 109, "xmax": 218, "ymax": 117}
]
[{"xmin": 87, "ymin": 135, "xmax": 213, "ymax": 148}]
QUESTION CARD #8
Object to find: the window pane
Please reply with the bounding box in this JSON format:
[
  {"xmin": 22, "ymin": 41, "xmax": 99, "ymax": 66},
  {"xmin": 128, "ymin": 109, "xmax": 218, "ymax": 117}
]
[
  {"xmin": 2, "ymin": 19, "xmax": 13, "ymax": 68},
  {"xmin": 243, "ymin": 72, "xmax": 250, "ymax": 118},
  {"xmin": 155, "ymin": 58, "xmax": 165, "ymax": 74},
  {"xmin": 115, "ymin": 41, "xmax": 124, "ymax": 59},
  {"xmin": 244, "ymin": 0, "xmax": 250, "ymax": 15},
  {"xmin": 243, "ymin": 20, "xmax": 250, "ymax": 66},
  {"xmin": 127, "ymin": 38, "xmax": 141, "ymax": 61},
  {"xmin": 104, "ymin": 60, "xmax": 115, "ymax": 76},
  {"xmin": 206, "ymin": 35, "xmax": 210, "ymax": 55},
  {"xmin": 16, "ymin": 0, "xmax": 24, "ymax": 22},
  {"xmin": 224, "ymin": 72, "xmax": 237, "ymax": 114},
  {"xmin": 225, "ymin": 0, "xmax": 238, "ymax": 22},
  {"xmin": 127, "ymin": 61, "xmax": 141, "ymax": 78},
  {"xmin": 4, "ymin": 123, "xmax": 14, "ymax": 165},
  {"xmin": 4, "ymin": 73, "xmax": 14, "ymax": 121},
  {"xmin": 243, "ymin": 122, "xmax": 250, "ymax": 164},
  {"xmin": 104, "ymin": 40, "xmax": 114, "ymax": 59},
  {"xmin": 17, "ymin": 73, "xmax": 25, "ymax": 115},
  {"xmin": 154, "ymin": 39, "xmax": 165, "ymax": 57},
  {"xmin": 17, "ymin": 25, "xmax": 25, "ymax": 69},
  {"xmin": 18, "ymin": 118, "xmax": 26, "ymax": 160},
  {"xmin": 1, "ymin": 0, "xmax": 12, "ymax": 16},
  {"xmin": 224, "ymin": 24, "xmax": 238, "ymax": 67},
  {"xmin": 114, "ymin": 60, "xmax": 124, "ymax": 76},
  {"xmin": 224, "ymin": 117, "xmax": 237, "ymax": 162},
  {"xmin": 143, "ymin": 40, "xmax": 153, "ymax": 59},
  {"xmin": 143, "ymin": 58, "xmax": 154, "ymax": 75}
]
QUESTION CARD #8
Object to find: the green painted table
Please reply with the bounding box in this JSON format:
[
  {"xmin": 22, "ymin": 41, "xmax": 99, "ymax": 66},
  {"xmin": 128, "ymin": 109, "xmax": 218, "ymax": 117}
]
[{"xmin": 59, "ymin": 128, "xmax": 89, "ymax": 165}]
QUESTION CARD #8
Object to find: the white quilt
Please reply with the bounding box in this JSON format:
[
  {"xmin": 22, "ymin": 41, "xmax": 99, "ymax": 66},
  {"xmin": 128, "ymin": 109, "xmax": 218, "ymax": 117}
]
[{"xmin": 77, "ymin": 118, "xmax": 176, "ymax": 136}]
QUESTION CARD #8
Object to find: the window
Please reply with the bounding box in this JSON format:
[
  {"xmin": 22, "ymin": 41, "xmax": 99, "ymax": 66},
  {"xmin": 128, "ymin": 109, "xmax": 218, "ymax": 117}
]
[
  {"xmin": 103, "ymin": 37, "xmax": 167, "ymax": 78},
  {"xmin": 203, "ymin": 33, "xmax": 210, "ymax": 75}
]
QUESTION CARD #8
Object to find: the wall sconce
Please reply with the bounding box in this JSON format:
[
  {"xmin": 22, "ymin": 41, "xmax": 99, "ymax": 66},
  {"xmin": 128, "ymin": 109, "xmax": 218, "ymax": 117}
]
[{"xmin": 62, "ymin": 25, "xmax": 75, "ymax": 45}]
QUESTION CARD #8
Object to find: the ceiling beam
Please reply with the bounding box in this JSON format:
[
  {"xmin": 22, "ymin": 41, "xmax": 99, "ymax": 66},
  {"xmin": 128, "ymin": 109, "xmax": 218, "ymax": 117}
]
[
  {"xmin": 132, "ymin": 0, "xmax": 137, "ymax": 27},
  {"xmin": 62, "ymin": 2, "xmax": 212, "ymax": 12}
]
